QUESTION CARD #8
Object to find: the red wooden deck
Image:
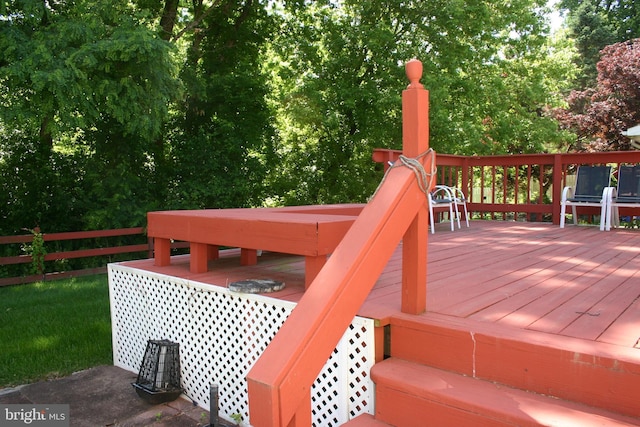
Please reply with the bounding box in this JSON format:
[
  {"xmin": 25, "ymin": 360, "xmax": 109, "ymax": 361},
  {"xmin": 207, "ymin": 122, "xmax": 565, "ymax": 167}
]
[{"xmin": 124, "ymin": 220, "xmax": 640, "ymax": 351}]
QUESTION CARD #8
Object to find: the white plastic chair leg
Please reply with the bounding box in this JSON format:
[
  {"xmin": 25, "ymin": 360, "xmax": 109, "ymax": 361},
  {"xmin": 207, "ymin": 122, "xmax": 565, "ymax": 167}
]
[
  {"xmin": 462, "ymin": 204, "xmax": 469, "ymax": 227},
  {"xmin": 429, "ymin": 204, "xmax": 435, "ymax": 234}
]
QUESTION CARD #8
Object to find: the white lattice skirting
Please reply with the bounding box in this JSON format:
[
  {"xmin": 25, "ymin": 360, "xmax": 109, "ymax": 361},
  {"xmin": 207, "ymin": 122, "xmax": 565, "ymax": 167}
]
[{"xmin": 108, "ymin": 264, "xmax": 375, "ymax": 426}]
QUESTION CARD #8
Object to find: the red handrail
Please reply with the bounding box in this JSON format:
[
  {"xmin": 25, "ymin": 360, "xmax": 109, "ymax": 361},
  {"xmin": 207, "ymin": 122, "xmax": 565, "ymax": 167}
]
[
  {"xmin": 246, "ymin": 59, "xmax": 432, "ymax": 427},
  {"xmin": 246, "ymin": 60, "xmax": 640, "ymax": 426}
]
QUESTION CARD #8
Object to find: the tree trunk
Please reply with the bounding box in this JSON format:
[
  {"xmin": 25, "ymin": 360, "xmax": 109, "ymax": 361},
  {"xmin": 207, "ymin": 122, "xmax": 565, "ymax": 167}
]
[
  {"xmin": 39, "ymin": 115, "xmax": 53, "ymax": 154},
  {"xmin": 159, "ymin": 0, "xmax": 180, "ymax": 41}
]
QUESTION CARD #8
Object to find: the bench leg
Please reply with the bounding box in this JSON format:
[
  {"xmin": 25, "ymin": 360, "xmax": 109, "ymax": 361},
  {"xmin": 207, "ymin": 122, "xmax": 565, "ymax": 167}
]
[
  {"xmin": 190, "ymin": 242, "xmax": 209, "ymax": 273},
  {"xmin": 208, "ymin": 245, "xmax": 219, "ymax": 261},
  {"xmin": 241, "ymin": 248, "xmax": 258, "ymax": 265},
  {"xmin": 305, "ymin": 255, "xmax": 327, "ymax": 289},
  {"xmin": 153, "ymin": 238, "xmax": 171, "ymax": 266}
]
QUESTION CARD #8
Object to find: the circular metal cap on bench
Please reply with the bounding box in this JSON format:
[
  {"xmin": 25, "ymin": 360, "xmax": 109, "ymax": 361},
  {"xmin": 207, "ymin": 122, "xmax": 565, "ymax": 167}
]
[{"xmin": 229, "ymin": 279, "xmax": 285, "ymax": 293}]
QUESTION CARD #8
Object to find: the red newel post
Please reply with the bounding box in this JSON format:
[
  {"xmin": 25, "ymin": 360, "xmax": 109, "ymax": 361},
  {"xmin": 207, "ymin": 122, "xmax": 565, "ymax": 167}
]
[{"xmin": 401, "ymin": 59, "xmax": 429, "ymax": 314}]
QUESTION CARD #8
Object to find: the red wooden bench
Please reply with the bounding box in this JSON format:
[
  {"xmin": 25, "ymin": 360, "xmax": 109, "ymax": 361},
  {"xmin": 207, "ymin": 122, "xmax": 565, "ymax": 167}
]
[{"xmin": 147, "ymin": 204, "xmax": 363, "ymax": 288}]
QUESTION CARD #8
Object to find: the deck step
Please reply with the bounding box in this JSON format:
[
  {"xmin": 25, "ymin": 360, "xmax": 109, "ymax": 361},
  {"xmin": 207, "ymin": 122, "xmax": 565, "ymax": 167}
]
[
  {"xmin": 340, "ymin": 413, "xmax": 392, "ymax": 427},
  {"xmin": 389, "ymin": 312, "xmax": 640, "ymax": 418},
  {"xmin": 371, "ymin": 358, "xmax": 640, "ymax": 427}
]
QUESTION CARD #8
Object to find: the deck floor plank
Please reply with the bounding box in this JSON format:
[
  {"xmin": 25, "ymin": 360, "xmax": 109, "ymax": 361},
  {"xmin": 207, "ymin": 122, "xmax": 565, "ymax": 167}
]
[
  {"xmin": 430, "ymin": 226, "xmax": 615, "ymax": 316},
  {"xmin": 597, "ymin": 291, "xmax": 640, "ymax": 348},
  {"xmin": 442, "ymin": 242, "xmax": 597, "ymax": 319},
  {"xmin": 522, "ymin": 250, "xmax": 631, "ymax": 333},
  {"xmin": 489, "ymin": 244, "xmax": 625, "ymax": 328},
  {"xmin": 527, "ymin": 261, "xmax": 638, "ymax": 338},
  {"xmin": 559, "ymin": 267, "xmax": 640, "ymax": 341}
]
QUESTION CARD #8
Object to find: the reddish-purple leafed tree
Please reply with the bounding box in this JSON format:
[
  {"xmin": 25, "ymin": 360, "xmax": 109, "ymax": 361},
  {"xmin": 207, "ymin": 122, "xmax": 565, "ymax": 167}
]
[{"xmin": 556, "ymin": 38, "xmax": 640, "ymax": 152}]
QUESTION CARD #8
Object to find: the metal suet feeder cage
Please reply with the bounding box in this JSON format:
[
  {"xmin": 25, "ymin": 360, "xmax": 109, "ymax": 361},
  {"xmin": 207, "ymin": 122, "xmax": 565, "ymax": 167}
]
[{"xmin": 132, "ymin": 339, "xmax": 183, "ymax": 404}]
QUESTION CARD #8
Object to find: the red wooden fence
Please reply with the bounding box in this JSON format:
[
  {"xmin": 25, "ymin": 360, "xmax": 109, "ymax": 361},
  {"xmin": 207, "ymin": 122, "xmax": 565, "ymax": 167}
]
[{"xmin": 0, "ymin": 227, "xmax": 150, "ymax": 286}]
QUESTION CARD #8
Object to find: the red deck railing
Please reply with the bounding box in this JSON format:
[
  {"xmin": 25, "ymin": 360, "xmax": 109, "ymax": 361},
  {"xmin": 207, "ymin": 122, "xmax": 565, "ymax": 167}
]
[
  {"xmin": 373, "ymin": 150, "xmax": 640, "ymax": 224},
  {"xmin": 245, "ymin": 60, "xmax": 640, "ymax": 426}
]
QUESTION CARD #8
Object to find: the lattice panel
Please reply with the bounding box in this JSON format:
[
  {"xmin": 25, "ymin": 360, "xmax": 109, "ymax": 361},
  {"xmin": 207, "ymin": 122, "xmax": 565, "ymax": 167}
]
[{"xmin": 109, "ymin": 264, "xmax": 375, "ymax": 426}]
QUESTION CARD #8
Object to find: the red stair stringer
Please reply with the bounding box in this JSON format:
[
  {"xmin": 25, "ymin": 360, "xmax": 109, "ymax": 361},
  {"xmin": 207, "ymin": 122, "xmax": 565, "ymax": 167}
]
[{"xmin": 389, "ymin": 312, "xmax": 640, "ymax": 419}]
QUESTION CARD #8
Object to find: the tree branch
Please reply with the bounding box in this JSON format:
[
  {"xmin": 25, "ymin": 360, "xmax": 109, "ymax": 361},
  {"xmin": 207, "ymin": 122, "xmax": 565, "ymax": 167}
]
[{"xmin": 171, "ymin": 0, "xmax": 224, "ymax": 42}]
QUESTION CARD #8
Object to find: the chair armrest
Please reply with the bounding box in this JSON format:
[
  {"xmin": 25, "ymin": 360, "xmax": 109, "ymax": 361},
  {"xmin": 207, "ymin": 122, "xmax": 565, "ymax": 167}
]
[
  {"xmin": 448, "ymin": 186, "xmax": 466, "ymax": 202},
  {"xmin": 561, "ymin": 186, "xmax": 574, "ymax": 202},
  {"xmin": 431, "ymin": 185, "xmax": 454, "ymax": 200}
]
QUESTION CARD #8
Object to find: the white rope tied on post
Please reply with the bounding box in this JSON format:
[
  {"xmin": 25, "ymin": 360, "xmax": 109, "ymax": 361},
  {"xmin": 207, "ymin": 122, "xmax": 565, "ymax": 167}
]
[{"xmin": 370, "ymin": 148, "xmax": 437, "ymax": 201}]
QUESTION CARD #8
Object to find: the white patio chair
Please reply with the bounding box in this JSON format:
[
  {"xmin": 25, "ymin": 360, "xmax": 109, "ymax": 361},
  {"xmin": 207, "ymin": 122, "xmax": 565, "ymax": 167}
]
[
  {"xmin": 428, "ymin": 185, "xmax": 457, "ymax": 233},
  {"xmin": 605, "ymin": 164, "xmax": 640, "ymax": 230},
  {"xmin": 448, "ymin": 186, "xmax": 469, "ymax": 228},
  {"xmin": 560, "ymin": 165, "xmax": 611, "ymax": 231}
]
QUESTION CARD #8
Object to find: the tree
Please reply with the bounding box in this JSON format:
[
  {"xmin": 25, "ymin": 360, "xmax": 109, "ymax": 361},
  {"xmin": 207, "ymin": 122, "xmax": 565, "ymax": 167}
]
[
  {"xmin": 264, "ymin": 0, "xmax": 576, "ymax": 205},
  {"xmin": 559, "ymin": 0, "xmax": 640, "ymax": 88},
  {"xmin": 555, "ymin": 38, "xmax": 640, "ymax": 151},
  {"xmin": 165, "ymin": 0, "xmax": 277, "ymax": 209},
  {"xmin": 0, "ymin": 0, "xmax": 581, "ymax": 235},
  {"xmin": 0, "ymin": 1, "xmax": 180, "ymax": 232}
]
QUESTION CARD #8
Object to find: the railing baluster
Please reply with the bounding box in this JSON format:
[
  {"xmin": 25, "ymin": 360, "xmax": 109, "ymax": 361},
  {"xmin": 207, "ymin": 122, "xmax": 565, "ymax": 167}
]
[{"xmin": 373, "ymin": 150, "xmax": 640, "ymax": 223}]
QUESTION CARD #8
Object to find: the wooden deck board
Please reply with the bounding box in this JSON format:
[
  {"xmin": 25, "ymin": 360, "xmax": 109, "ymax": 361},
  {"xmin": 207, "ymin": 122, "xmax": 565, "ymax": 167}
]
[
  {"xmin": 485, "ymin": 244, "xmax": 623, "ymax": 327},
  {"xmin": 431, "ymin": 231, "xmax": 613, "ymax": 316},
  {"xmin": 531, "ymin": 261, "xmax": 637, "ymax": 338},
  {"xmin": 120, "ymin": 220, "xmax": 640, "ymax": 353},
  {"xmin": 520, "ymin": 250, "xmax": 628, "ymax": 333},
  {"xmin": 560, "ymin": 268, "xmax": 640, "ymax": 341},
  {"xmin": 435, "ymin": 243, "xmax": 588, "ymax": 317},
  {"xmin": 598, "ymin": 295, "xmax": 640, "ymax": 348}
]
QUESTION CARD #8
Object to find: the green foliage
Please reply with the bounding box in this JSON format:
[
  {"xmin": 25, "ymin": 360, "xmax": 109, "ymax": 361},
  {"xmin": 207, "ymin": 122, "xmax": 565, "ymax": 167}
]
[
  {"xmin": 562, "ymin": 1, "xmax": 618, "ymax": 88},
  {"xmin": 622, "ymin": 217, "xmax": 640, "ymax": 229},
  {"xmin": 264, "ymin": 0, "xmax": 575, "ymax": 204},
  {"xmin": 0, "ymin": 134, "xmax": 88, "ymax": 234},
  {"xmin": 560, "ymin": 0, "xmax": 640, "ymax": 88},
  {"xmin": 0, "ymin": 0, "xmax": 180, "ymax": 232},
  {"xmin": 24, "ymin": 228, "xmax": 47, "ymax": 275},
  {"xmin": 555, "ymin": 39, "xmax": 640, "ymax": 152},
  {"xmin": 168, "ymin": 0, "xmax": 276, "ymax": 209},
  {"xmin": 0, "ymin": 2, "xmax": 179, "ymax": 139},
  {"xmin": 0, "ymin": 0, "xmax": 581, "ymax": 233},
  {"xmin": 230, "ymin": 413, "xmax": 243, "ymax": 425}
]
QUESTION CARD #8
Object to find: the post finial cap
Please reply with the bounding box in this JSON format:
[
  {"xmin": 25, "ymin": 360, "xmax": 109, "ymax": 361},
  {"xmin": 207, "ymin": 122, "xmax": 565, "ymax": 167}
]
[{"xmin": 406, "ymin": 59, "xmax": 424, "ymax": 89}]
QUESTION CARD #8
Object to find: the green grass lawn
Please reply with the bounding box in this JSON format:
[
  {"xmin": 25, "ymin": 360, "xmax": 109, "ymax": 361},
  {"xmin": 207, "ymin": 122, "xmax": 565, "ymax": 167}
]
[{"xmin": 0, "ymin": 275, "xmax": 112, "ymax": 388}]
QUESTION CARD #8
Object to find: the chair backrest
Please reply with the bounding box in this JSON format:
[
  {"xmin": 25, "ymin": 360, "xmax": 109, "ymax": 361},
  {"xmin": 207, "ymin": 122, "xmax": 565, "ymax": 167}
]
[
  {"xmin": 429, "ymin": 185, "xmax": 453, "ymax": 203},
  {"xmin": 573, "ymin": 165, "xmax": 611, "ymax": 201},
  {"xmin": 616, "ymin": 165, "xmax": 640, "ymax": 202}
]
